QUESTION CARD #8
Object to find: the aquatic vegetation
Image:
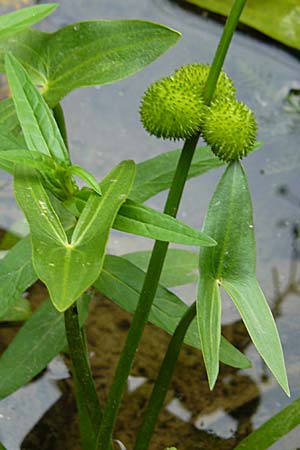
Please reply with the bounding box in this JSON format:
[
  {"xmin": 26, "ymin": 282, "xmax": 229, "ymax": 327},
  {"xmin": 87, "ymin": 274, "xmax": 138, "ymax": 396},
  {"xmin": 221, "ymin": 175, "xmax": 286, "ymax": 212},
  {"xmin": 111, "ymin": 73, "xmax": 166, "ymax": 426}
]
[{"xmin": 0, "ymin": 1, "xmax": 297, "ymax": 449}]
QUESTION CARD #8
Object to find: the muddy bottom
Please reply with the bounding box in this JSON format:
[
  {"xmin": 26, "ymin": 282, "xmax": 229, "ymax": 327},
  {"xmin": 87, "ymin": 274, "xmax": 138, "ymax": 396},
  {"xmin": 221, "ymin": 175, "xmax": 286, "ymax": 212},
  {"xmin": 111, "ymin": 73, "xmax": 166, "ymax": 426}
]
[{"xmin": 0, "ymin": 281, "xmax": 264, "ymax": 450}]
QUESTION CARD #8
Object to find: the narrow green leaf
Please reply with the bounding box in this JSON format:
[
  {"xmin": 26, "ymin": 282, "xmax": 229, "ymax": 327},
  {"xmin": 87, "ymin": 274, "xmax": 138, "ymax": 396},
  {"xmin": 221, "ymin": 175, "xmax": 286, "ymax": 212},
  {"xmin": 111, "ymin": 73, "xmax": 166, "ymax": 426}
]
[
  {"xmin": 0, "ymin": 4, "xmax": 58, "ymax": 42},
  {"xmin": 0, "ymin": 297, "xmax": 31, "ymax": 322},
  {"xmin": 115, "ymin": 199, "xmax": 216, "ymax": 247},
  {"xmin": 131, "ymin": 146, "xmax": 223, "ymax": 202},
  {"xmin": 14, "ymin": 161, "xmax": 136, "ymax": 311},
  {"xmin": 0, "ymin": 126, "xmax": 26, "ymax": 173},
  {"xmin": 0, "ymin": 237, "xmax": 37, "ymax": 318},
  {"xmin": 94, "ymin": 255, "xmax": 251, "ymax": 370},
  {"xmin": 0, "ymin": 22, "xmax": 180, "ymax": 107},
  {"xmin": 0, "ymin": 149, "xmax": 57, "ymax": 174},
  {"xmin": 234, "ymin": 398, "xmax": 300, "ymax": 450},
  {"xmin": 197, "ymin": 161, "xmax": 289, "ymax": 394},
  {"xmin": 68, "ymin": 164, "xmax": 102, "ymax": 196},
  {"xmin": 123, "ymin": 249, "xmax": 199, "ymax": 287},
  {"xmin": 4, "ymin": 52, "xmax": 70, "ymax": 163},
  {"xmin": 0, "ymin": 299, "xmax": 65, "ymax": 400},
  {"xmin": 0, "ymin": 98, "xmax": 19, "ymax": 134}
]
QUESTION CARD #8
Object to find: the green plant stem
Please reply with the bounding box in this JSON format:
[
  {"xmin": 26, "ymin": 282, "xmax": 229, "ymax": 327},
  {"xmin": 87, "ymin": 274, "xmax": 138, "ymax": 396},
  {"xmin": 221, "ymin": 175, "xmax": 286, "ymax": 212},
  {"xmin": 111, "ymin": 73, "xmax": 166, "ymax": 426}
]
[
  {"xmin": 203, "ymin": 0, "xmax": 247, "ymax": 105},
  {"xmin": 133, "ymin": 302, "xmax": 197, "ymax": 450},
  {"xmin": 133, "ymin": 1, "xmax": 248, "ymax": 448},
  {"xmin": 64, "ymin": 305, "xmax": 103, "ymax": 431},
  {"xmin": 53, "ymin": 102, "xmax": 68, "ymax": 148},
  {"xmin": 95, "ymin": 2, "xmax": 247, "ymax": 448},
  {"xmin": 95, "ymin": 134, "xmax": 199, "ymax": 450}
]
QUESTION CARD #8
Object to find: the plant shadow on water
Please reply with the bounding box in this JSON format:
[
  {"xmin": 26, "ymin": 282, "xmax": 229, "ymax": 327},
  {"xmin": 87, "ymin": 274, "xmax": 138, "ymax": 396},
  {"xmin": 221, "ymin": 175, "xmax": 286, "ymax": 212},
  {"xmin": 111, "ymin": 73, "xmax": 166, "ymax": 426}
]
[{"xmin": 0, "ymin": 0, "xmax": 299, "ymax": 449}]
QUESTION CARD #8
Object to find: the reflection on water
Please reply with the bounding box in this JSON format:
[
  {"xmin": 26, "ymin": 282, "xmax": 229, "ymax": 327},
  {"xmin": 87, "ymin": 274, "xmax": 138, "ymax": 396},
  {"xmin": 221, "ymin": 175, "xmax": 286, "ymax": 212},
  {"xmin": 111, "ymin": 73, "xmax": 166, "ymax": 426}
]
[{"xmin": 0, "ymin": 0, "xmax": 299, "ymax": 448}]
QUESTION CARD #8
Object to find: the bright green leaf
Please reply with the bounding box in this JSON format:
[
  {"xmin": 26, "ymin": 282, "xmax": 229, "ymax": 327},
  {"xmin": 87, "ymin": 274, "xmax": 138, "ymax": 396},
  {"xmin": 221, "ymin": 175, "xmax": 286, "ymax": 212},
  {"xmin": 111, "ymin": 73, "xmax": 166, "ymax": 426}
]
[
  {"xmin": 94, "ymin": 255, "xmax": 251, "ymax": 370},
  {"xmin": 0, "ymin": 237, "xmax": 37, "ymax": 318},
  {"xmin": 197, "ymin": 161, "xmax": 289, "ymax": 394},
  {"xmin": 115, "ymin": 199, "xmax": 216, "ymax": 247},
  {"xmin": 0, "ymin": 22, "xmax": 180, "ymax": 107},
  {"xmin": 0, "ymin": 98, "xmax": 19, "ymax": 133},
  {"xmin": 14, "ymin": 161, "xmax": 136, "ymax": 311},
  {"xmin": 0, "ymin": 297, "xmax": 31, "ymax": 322},
  {"xmin": 68, "ymin": 164, "xmax": 102, "ymax": 196},
  {"xmin": 0, "ymin": 149, "xmax": 57, "ymax": 174},
  {"xmin": 5, "ymin": 52, "xmax": 70, "ymax": 163},
  {"xmin": 123, "ymin": 249, "xmax": 199, "ymax": 287},
  {"xmin": 0, "ymin": 4, "xmax": 58, "ymax": 42},
  {"xmin": 184, "ymin": 0, "xmax": 300, "ymax": 50},
  {"xmin": 234, "ymin": 398, "xmax": 300, "ymax": 450}
]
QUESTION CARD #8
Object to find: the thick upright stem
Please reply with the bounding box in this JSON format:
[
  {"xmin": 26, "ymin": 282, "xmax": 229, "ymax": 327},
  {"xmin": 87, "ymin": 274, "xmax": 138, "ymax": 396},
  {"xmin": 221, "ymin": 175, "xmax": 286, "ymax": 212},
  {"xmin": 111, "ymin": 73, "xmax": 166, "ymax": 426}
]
[
  {"xmin": 95, "ymin": 135, "xmax": 199, "ymax": 450},
  {"xmin": 133, "ymin": 303, "xmax": 197, "ymax": 450}
]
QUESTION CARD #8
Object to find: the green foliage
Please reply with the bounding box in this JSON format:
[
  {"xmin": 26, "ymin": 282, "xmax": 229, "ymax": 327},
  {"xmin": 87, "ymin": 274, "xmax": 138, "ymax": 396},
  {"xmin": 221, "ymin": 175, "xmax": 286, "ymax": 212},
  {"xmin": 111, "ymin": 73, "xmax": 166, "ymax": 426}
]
[
  {"xmin": 234, "ymin": 398, "xmax": 300, "ymax": 450},
  {"xmin": 14, "ymin": 161, "xmax": 136, "ymax": 311},
  {"xmin": 0, "ymin": 4, "xmax": 58, "ymax": 42},
  {"xmin": 184, "ymin": 0, "xmax": 300, "ymax": 49},
  {"xmin": 0, "ymin": 21, "xmax": 180, "ymax": 107},
  {"xmin": 197, "ymin": 161, "xmax": 289, "ymax": 394},
  {"xmin": 0, "ymin": 297, "xmax": 31, "ymax": 322},
  {"xmin": 94, "ymin": 255, "xmax": 251, "ymax": 369}
]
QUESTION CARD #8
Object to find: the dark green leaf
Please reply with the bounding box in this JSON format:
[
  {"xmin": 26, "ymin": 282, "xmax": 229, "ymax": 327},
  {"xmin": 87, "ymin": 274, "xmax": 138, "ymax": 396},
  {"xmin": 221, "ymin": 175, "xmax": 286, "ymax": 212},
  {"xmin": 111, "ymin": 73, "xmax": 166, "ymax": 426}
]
[
  {"xmin": 5, "ymin": 53, "xmax": 70, "ymax": 163},
  {"xmin": 0, "ymin": 22, "xmax": 180, "ymax": 107},
  {"xmin": 184, "ymin": 0, "xmax": 300, "ymax": 49},
  {"xmin": 0, "ymin": 4, "xmax": 58, "ymax": 42},
  {"xmin": 115, "ymin": 199, "xmax": 216, "ymax": 247},
  {"xmin": 0, "ymin": 237, "xmax": 37, "ymax": 318},
  {"xmin": 234, "ymin": 398, "xmax": 300, "ymax": 450},
  {"xmin": 197, "ymin": 161, "xmax": 289, "ymax": 394},
  {"xmin": 14, "ymin": 161, "xmax": 136, "ymax": 311},
  {"xmin": 94, "ymin": 255, "xmax": 251, "ymax": 369},
  {"xmin": 123, "ymin": 249, "xmax": 199, "ymax": 287}
]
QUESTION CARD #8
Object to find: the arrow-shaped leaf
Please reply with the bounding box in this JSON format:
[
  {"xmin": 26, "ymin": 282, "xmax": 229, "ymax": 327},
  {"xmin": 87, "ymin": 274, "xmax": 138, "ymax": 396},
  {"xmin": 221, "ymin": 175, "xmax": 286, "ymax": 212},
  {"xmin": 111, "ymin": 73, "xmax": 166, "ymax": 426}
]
[
  {"xmin": 197, "ymin": 161, "xmax": 289, "ymax": 395},
  {"xmin": 14, "ymin": 160, "xmax": 136, "ymax": 311}
]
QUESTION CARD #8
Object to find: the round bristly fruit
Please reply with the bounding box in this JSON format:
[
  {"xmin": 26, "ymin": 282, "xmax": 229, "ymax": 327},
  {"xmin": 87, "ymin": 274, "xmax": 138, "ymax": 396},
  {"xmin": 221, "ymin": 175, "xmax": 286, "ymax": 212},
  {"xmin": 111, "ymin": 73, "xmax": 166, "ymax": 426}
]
[
  {"xmin": 140, "ymin": 76, "xmax": 204, "ymax": 140},
  {"xmin": 202, "ymin": 100, "xmax": 257, "ymax": 162},
  {"xmin": 173, "ymin": 63, "xmax": 236, "ymax": 102}
]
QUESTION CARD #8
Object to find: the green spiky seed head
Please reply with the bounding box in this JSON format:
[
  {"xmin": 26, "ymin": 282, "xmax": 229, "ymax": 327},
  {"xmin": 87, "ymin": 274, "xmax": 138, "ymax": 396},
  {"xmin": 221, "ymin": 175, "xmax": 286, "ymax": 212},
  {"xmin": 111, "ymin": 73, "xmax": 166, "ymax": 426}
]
[
  {"xmin": 173, "ymin": 64, "xmax": 236, "ymax": 102},
  {"xmin": 140, "ymin": 76, "xmax": 204, "ymax": 140},
  {"xmin": 202, "ymin": 100, "xmax": 257, "ymax": 162}
]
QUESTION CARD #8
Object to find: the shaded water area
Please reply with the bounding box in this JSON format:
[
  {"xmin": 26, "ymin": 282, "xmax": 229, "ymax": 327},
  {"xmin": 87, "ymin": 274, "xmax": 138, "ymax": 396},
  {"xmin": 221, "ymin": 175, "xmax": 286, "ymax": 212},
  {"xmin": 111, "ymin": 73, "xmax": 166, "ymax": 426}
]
[{"xmin": 0, "ymin": 0, "xmax": 300, "ymax": 449}]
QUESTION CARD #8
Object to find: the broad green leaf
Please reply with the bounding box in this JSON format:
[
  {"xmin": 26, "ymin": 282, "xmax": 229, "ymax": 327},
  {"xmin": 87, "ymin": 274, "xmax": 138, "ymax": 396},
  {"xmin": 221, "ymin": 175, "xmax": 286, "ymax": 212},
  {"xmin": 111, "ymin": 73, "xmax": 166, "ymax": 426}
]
[
  {"xmin": 234, "ymin": 398, "xmax": 300, "ymax": 450},
  {"xmin": 0, "ymin": 22, "xmax": 180, "ymax": 107},
  {"xmin": 68, "ymin": 164, "xmax": 102, "ymax": 196},
  {"xmin": 0, "ymin": 297, "xmax": 31, "ymax": 322},
  {"xmin": 197, "ymin": 161, "xmax": 289, "ymax": 394},
  {"xmin": 5, "ymin": 53, "xmax": 70, "ymax": 164},
  {"xmin": 14, "ymin": 161, "xmax": 136, "ymax": 311},
  {"xmin": 94, "ymin": 255, "xmax": 251, "ymax": 370},
  {"xmin": 115, "ymin": 199, "xmax": 216, "ymax": 247},
  {"xmin": 131, "ymin": 143, "xmax": 262, "ymax": 203},
  {"xmin": 184, "ymin": 0, "xmax": 300, "ymax": 50},
  {"xmin": 0, "ymin": 299, "xmax": 65, "ymax": 399},
  {"xmin": 123, "ymin": 249, "xmax": 199, "ymax": 287},
  {"xmin": 0, "ymin": 149, "xmax": 57, "ymax": 174},
  {"xmin": 0, "ymin": 4, "xmax": 58, "ymax": 42},
  {"xmin": 0, "ymin": 237, "xmax": 37, "ymax": 318}
]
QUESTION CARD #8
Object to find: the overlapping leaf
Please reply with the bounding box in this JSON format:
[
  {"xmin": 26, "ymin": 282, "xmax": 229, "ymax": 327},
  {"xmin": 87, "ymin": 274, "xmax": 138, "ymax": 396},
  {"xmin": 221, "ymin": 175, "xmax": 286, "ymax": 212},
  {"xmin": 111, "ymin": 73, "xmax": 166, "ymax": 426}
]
[
  {"xmin": 0, "ymin": 21, "xmax": 180, "ymax": 107},
  {"xmin": 14, "ymin": 161, "xmax": 136, "ymax": 311},
  {"xmin": 197, "ymin": 161, "xmax": 289, "ymax": 394}
]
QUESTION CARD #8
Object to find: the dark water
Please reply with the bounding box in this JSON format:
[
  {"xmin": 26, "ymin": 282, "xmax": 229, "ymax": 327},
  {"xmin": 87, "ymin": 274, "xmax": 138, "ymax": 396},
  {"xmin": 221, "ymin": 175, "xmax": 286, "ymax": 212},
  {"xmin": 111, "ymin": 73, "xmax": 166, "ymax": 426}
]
[{"xmin": 0, "ymin": 0, "xmax": 300, "ymax": 449}]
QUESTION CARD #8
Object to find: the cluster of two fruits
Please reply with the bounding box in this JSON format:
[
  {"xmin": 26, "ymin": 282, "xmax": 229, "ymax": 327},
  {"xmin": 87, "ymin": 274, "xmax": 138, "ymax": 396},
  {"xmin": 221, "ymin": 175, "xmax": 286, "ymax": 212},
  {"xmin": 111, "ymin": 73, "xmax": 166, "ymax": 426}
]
[{"xmin": 140, "ymin": 64, "xmax": 257, "ymax": 163}]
